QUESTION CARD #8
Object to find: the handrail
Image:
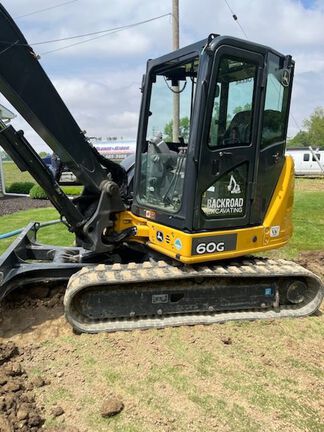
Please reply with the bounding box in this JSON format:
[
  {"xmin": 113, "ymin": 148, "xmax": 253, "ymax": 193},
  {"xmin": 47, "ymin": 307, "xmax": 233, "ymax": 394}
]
[{"xmin": 0, "ymin": 219, "xmax": 61, "ymax": 240}]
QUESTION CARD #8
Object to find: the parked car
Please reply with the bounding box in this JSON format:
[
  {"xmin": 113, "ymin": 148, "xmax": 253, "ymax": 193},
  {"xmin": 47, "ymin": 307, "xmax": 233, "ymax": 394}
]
[{"xmin": 42, "ymin": 154, "xmax": 79, "ymax": 184}]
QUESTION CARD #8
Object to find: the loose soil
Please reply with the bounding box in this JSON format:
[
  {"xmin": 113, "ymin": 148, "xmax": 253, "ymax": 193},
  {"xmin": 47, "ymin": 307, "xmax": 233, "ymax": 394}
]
[
  {"xmin": 297, "ymin": 250, "xmax": 324, "ymax": 279},
  {"xmin": 0, "ymin": 196, "xmax": 51, "ymax": 217},
  {"xmin": 0, "ymin": 253, "xmax": 323, "ymax": 431}
]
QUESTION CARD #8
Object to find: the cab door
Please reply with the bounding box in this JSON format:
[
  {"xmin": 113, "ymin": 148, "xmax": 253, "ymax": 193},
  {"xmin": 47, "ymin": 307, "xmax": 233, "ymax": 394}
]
[{"xmin": 194, "ymin": 46, "xmax": 264, "ymax": 230}]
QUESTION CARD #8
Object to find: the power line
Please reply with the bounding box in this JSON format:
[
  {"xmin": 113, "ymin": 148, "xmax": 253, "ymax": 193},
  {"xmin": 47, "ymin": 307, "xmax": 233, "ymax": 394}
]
[
  {"xmin": 290, "ymin": 114, "xmax": 302, "ymax": 130},
  {"xmin": 0, "ymin": 13, "xmax": 172, "ymax": 57},
  {"xmin": 39, "ymin": 13, "xmax": 171, "ymax": 56},
  {"xmin": 40, "ymin": 28, "xmax": 137, "ymax": 56},
  {"xmin": 223, "ymin": 0, "xmax": 248, "ymax": 39},
  {"xmin": 30, "ymin": 13, "xmax": 171, "ymax": 46},
  {"xmin": 14, "ymin": 0, "xmax": 79, "ymax": 19}
]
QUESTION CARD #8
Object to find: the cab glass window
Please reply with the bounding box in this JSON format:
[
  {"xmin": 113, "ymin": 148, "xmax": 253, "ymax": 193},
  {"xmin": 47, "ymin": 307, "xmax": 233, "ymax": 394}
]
[
  {"xmin": 261, "ymin": 53, "xmax": 290, "ymax": 148},
  {"xmin": 209, "ymin": 56, "xmax": 257, "ymax": 148}
]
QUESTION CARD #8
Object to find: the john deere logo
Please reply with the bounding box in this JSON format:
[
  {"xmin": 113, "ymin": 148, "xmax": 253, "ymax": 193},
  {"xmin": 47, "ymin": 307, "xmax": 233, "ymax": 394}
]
[
  {"xmin": 156, "ymin": 231, "xmax": 164, "ymax": 242},
  {"xmin": 281, "ymin": 69, "xmax": 290, "ymax": 87}
]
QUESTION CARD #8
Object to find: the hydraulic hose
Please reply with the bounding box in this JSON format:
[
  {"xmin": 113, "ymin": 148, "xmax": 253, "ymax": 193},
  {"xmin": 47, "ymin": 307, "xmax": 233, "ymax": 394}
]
[{"xmin": 0, "ymin": 219, "xmax": 61, "ymax": 240}]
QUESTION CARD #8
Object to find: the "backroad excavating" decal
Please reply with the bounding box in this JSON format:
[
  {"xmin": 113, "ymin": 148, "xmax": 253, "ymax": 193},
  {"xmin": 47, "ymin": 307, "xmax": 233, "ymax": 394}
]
[
  {"xmin": 201, "ymin": 162, "xmax": 249, "ymax": 218},
  {"xmin": 204, "ymin": 171, "xmax": 246, "ymax": 217},
  {"xmin": 206, "ymin": 197, "xmax": 244, "ymax": 215}
]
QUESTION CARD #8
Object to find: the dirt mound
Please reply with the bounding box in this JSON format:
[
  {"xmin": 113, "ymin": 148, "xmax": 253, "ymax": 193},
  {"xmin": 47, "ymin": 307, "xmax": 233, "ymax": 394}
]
[
  {"xmin": 0, "ymin": 341, "xmax": 18, "ymax": 365},
  {"xmin": 3, "ymin": 285, "xmax": 65, "ymax": 310},
  {"xmin": 0, "ymin": 286, "xmax": 68, "ymax": 342},
  {"xmin": 296, "ymin": 250, "xmax": 324, "ymax": 280},
  {"xmin": 0, "ymin": 342, "xmax": 45, "ymax": 431}
]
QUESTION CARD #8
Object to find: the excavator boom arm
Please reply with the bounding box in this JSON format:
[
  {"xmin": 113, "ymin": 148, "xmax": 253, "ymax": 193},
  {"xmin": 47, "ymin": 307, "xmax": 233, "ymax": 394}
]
[{"xmin": 0, "ymin": 4, "xmax": 111, "ymax": 193}]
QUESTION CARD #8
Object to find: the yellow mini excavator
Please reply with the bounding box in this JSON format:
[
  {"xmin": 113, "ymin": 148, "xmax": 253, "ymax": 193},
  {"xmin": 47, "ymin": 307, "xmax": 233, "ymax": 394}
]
[{"xmin": 0, "ymin": 4, "xmax": 322, "ymax": 332}]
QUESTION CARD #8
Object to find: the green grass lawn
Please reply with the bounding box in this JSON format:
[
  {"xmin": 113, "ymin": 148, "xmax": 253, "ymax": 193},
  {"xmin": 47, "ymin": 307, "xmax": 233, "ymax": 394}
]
[
  {"xmin": 0, "ymin": 208, "xmax": 74, "ymax": 254},
  {"xmin": 3, "ymin": 160, "xmax": 33, "ymax": 186},
  {"xmin": 266, "ymin": 189, "xmax": 324, "ymax": 259},
  {"xmin": 288, "ymin": 191, "xmax": 324, "ymax": 253}
]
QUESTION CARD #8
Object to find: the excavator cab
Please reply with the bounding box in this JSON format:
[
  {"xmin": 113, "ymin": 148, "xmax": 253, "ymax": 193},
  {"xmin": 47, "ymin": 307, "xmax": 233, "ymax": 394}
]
[{"xmin": 133, "ymin": 35, "xmax": 295, "ymax": 236}]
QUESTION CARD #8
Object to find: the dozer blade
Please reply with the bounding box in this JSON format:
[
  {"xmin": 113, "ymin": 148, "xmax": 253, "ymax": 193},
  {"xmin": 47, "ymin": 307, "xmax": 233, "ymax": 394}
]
[{"xmin": 64, "ymin": 258, "xmax": 323, "ymax": 333}]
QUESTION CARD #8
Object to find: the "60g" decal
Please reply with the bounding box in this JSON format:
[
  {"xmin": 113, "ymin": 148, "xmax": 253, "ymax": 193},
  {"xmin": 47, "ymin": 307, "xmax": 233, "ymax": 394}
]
[
  {"xmin": 196, "ymin": 241, "xmax": 225, "ymax": 254},
  {"xmin": 191, "ymin": 234, "xmax": 237, "ymax": 255}
]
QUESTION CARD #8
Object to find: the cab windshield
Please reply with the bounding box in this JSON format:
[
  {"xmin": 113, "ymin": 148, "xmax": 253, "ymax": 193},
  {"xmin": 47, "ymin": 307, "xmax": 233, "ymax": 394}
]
[{"xmin": 137, "ymin": 55, "xmax": 199, "ymax": 213}]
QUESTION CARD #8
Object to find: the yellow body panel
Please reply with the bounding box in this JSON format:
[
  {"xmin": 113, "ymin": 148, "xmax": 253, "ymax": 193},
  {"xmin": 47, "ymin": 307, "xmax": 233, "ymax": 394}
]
[{"xmin": 115, "ymin": 156, "xmax": 294, "ymax": 264}]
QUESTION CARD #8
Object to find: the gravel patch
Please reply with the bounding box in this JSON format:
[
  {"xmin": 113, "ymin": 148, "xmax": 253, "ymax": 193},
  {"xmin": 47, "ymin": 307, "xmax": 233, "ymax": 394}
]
[{"xmin": 0, "ymin": 196, "xmax": 51, "ymax": 216}]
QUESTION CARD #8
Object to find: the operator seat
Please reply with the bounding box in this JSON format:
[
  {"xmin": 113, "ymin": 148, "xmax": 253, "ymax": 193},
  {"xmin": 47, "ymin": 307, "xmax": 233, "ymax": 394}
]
[
  {"xmin": 223, "ymin": 109, "xmax": 283, "ymax": 147},
  {"xmin": 223, "ymin": 110, "xmax": 251, "ymax": 146}
]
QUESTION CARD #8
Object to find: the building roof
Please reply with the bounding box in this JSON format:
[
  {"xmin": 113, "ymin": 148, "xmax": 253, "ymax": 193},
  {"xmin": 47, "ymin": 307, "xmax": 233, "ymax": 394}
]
[{"xmin": 287, "ymin": 147, "xmax": 324, "ymax": 151}]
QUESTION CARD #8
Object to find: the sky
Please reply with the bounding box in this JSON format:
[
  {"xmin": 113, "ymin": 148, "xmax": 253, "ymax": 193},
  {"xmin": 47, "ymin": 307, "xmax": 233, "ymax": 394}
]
[{"xmin": 0, "ymin": 0, "xmax": 324, "ymax": 152}]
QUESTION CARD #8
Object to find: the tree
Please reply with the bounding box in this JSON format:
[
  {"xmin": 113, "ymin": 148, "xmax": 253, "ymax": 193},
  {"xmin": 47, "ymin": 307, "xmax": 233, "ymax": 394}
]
[
  {"xmin": 303, "ymin": 107, "xmax": 324, "ymax": 148},
  {"xmin": 164, "ymin": 117, "xmax": 190, "ymax": 142},
  {"xmin": 287, "ymin": 107, "xmax": 324, "ymax": 148},
  {"xmin": 287, "ymin": 130, "xmax": 309, "ymax": 148},
  {"xmin": 233, "ymin": 103, "xmax": 252, "ymax": 115}
]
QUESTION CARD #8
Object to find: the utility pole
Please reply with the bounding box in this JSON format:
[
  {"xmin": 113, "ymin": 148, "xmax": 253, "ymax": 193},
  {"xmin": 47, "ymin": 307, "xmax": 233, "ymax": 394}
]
[{"xmin": 172, "ymin": 0, "xmax": 180, "ymax": 142}]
